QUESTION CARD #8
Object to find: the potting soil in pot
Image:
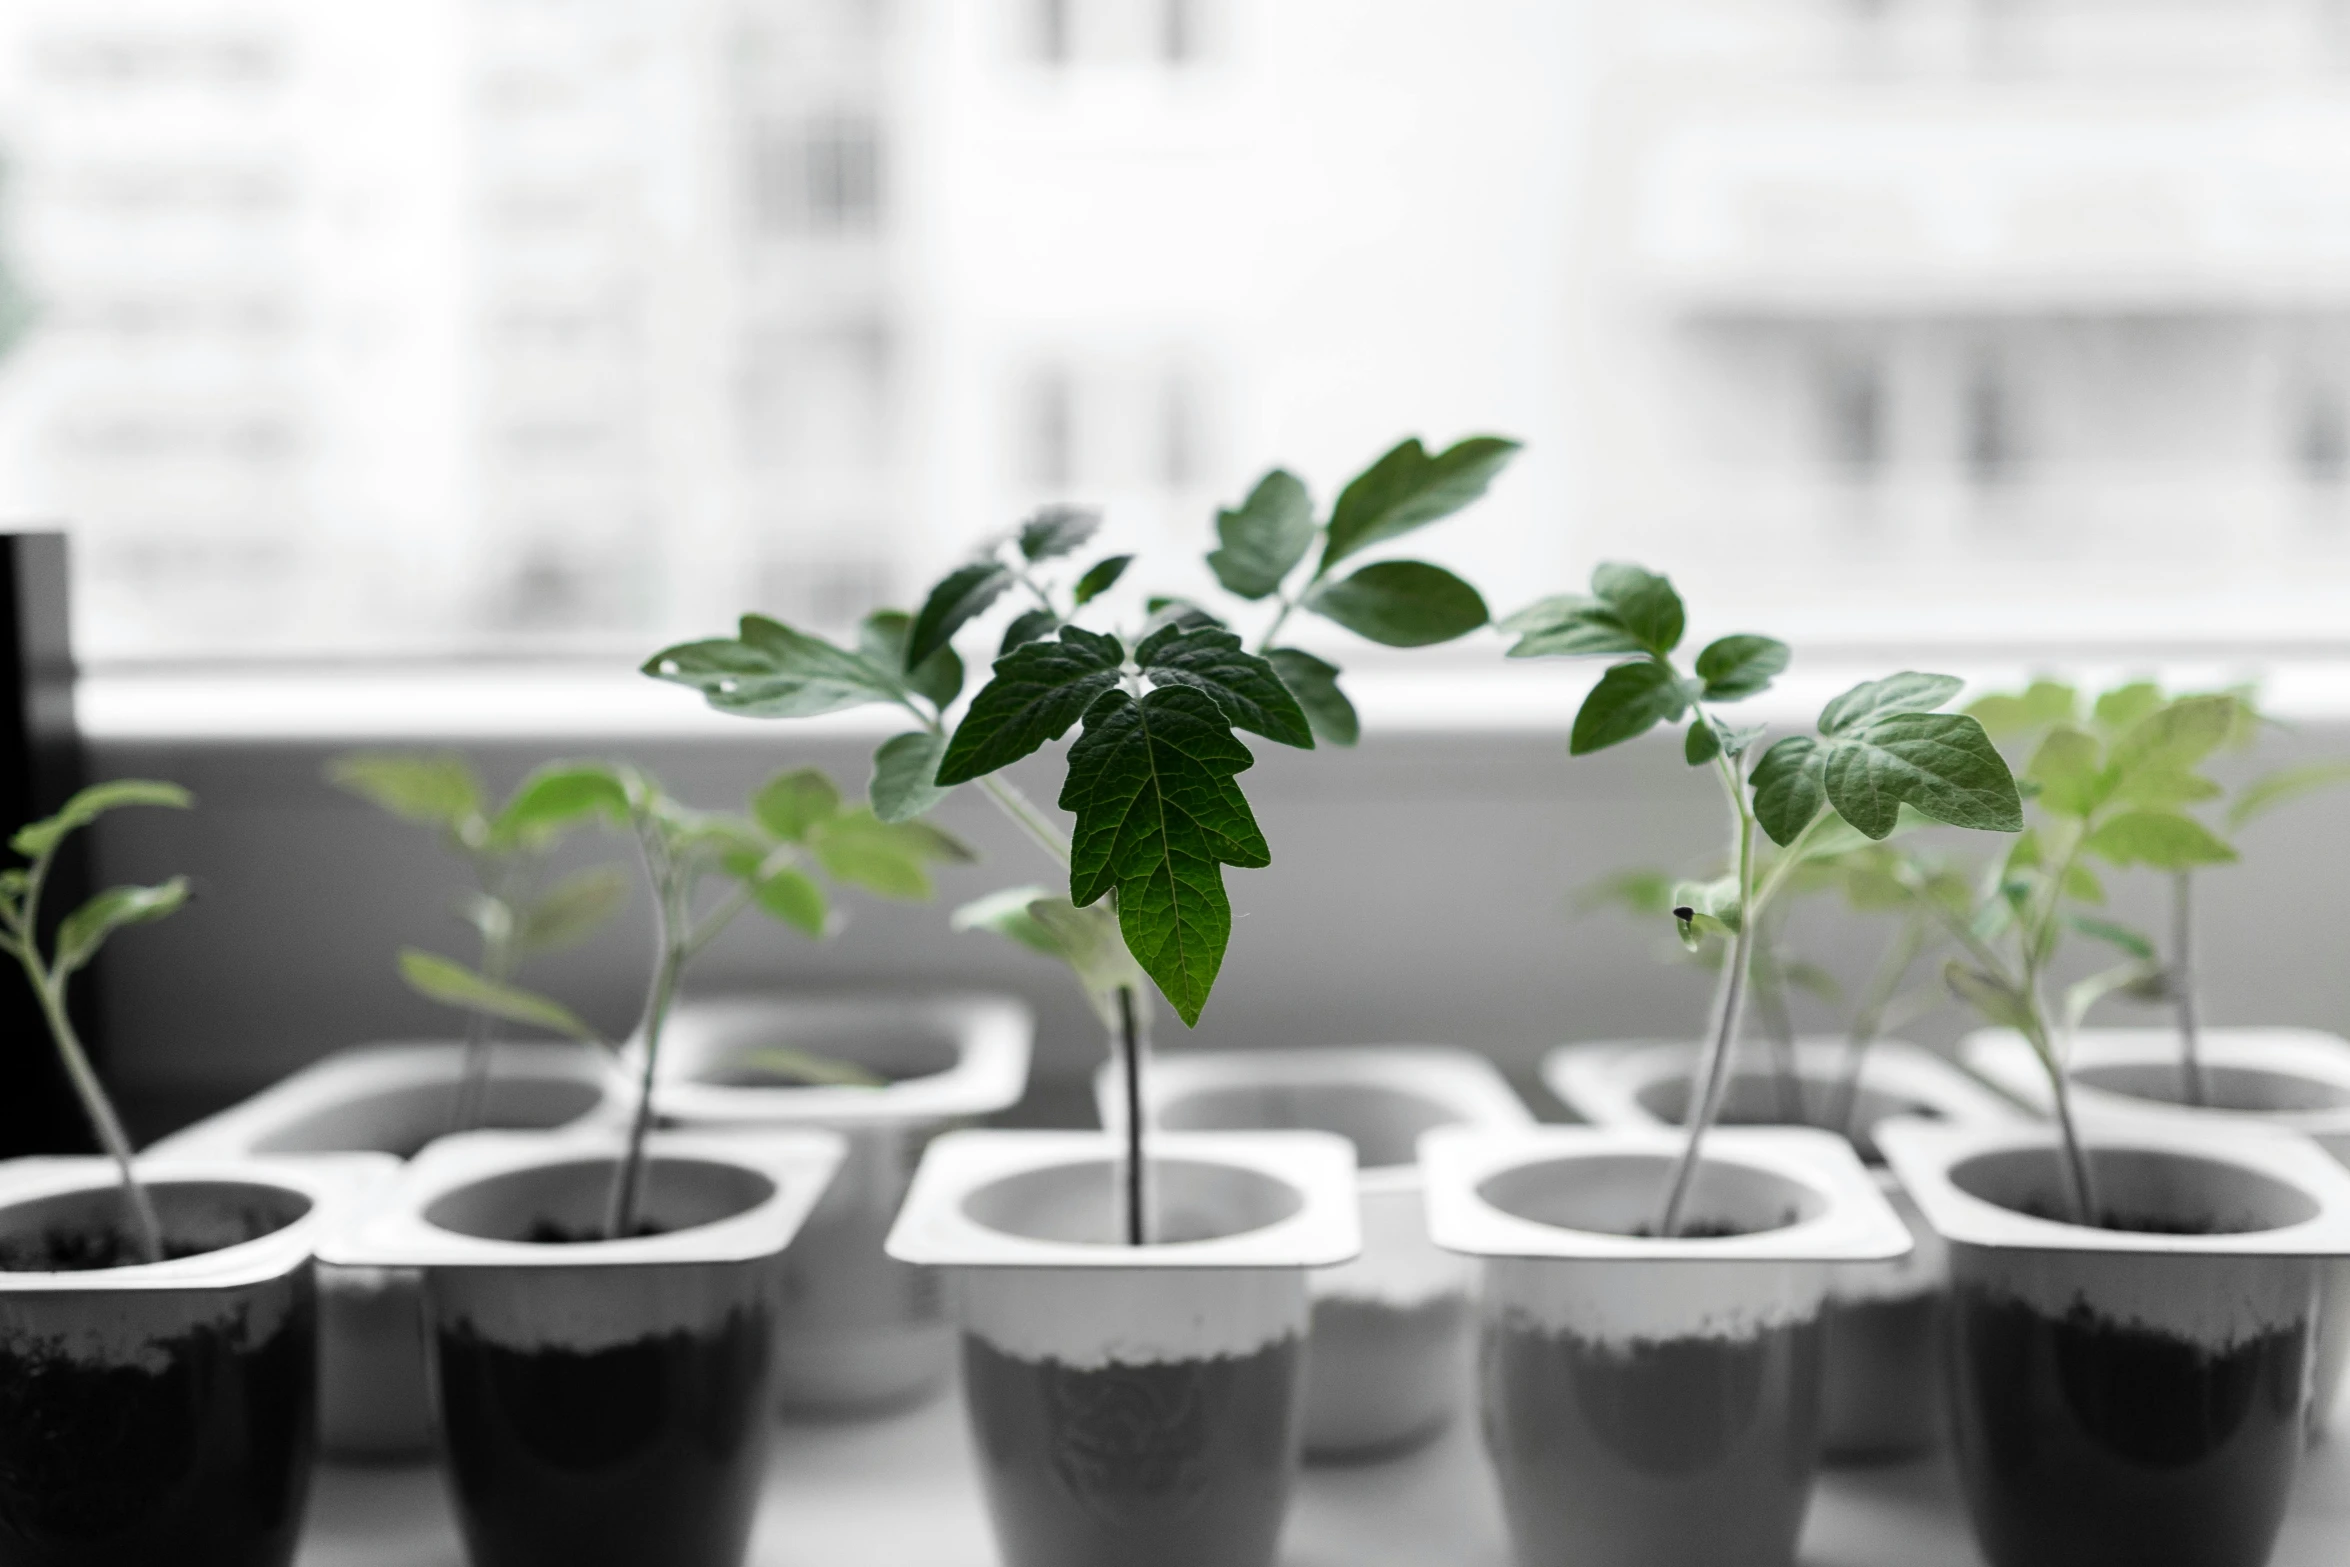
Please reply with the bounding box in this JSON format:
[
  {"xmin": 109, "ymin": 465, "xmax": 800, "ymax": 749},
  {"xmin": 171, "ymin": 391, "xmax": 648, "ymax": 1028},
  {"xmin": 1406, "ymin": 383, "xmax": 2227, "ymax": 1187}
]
[{"xmin": 0, "ymin": 1184, "xmax": 318, "ymax": 1567}]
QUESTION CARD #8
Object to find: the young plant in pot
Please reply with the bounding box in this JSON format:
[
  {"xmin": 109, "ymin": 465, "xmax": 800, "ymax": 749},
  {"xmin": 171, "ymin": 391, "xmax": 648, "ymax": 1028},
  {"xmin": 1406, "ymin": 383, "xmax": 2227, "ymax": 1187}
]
[
  {"xmin": 1872, "ymin": 685, "xmax": 2350, "ymax": 1566},
  {"xmin": 320, "ymin": 761, "xmax": 940, "ymax": 1567},
  {"xmin": 1435, "ymin": 563, "xmax": 2021, "ymax": 1567},
  {"xmin": 0, "ymin": 781, "xmax": 384, "ymax": 1567},
  {"xmin": 653, "ymin": 435, "xmax": 1512, "ymax": 1566}
]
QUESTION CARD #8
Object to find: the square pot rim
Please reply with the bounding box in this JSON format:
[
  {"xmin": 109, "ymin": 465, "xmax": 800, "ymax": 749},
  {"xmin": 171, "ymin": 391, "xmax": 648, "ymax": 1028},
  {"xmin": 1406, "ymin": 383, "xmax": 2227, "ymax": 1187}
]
[
  {"xmin": 1094, "ymin": 1044, "xmax": 1536, "ymax": 1194},
  {"xmin": 0, "ymin": 1153, "xmax": 394, "ymax": 1292},
  {"xmin": 643, "ymin": 991, "xmax": 1032, "ymax": 1127},
  {"xmin": 1543, "ymin": 1036, "xmax": 2024, "ymax": 1133},
  {"xmin": 1963, "ymin": 1025, "xmax": 2350, "ymax": 1133},
  {"xmin": 316, "ymin": 1125, "xmax": 845, "ymax": 1270},
  {"xmin": 884, "ymin": 1128, "xmax": 1361, "ymax": 1270},
  {"xmin": 1420, "ymin": 1124, "xmax": 1913, "ymax": 1263},
  {"xmin": 146, "ymin": 1038, "xmax": 622, "ymax": 1161},
  {"xmin": 1876, "ymin": 1113, "xmax": 2350, "ymax": 1255}
]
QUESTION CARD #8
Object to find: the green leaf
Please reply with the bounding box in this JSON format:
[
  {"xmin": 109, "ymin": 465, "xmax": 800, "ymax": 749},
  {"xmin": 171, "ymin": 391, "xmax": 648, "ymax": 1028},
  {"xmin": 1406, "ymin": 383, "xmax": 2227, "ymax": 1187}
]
[
  {"xmin": 1072, "ymin": 554, "xmax": 1133, "ymax": 607},
  {"xmin": 2068, "ymin": 914, "xmax": 2157, "ymax": 962},
  {"xmin": 2108, "ymin": 694, "xmax": 2238, "ymax": 781},
  {"xmin": 1018, "ymin": 505, "xmax": 1101, "ymax": 563},
  {"xmin": 998, "ymin": 607, "xmax": 1059, "ymax": 655},
  {"xmin": 870, "ymin": 731, "xmax": 955, "ymax": 823},
  {"xmin": 1751, "ymin": 736, "xmax": 1825, "ymax": 848},
  {"xmin": 951, "ymin": 885, "xmax": 1068, "ymax": 959},
  {"xmin": 1320, "ymin": 435, "xmax": 1519, "ymax": 570},
  {"xmin": 644, "ymin": 615, "xmax": 905, "ymax": 718},
  {"xmin": 750, "ymin": 867, "xmax": 831, "ymax": 936},
  {"xmin": 490, "ymin": 762, "xmax": 632, "ymax": 851},
  {"xmin": 751, "ymin": 769, "xmax": 843, "ymax": 843},
  {"xmin": 398, "ymin": 949, "xmax": 602, "ymax": 1044},
  {"xmin": 2229, "ymin": 760, "xmax": 2350, "ymax": 830},
  {"xmin": 2083, "ymin": 809, "xmax": 2238, "ymax": 870},
  {"xmin": 1588, "ymin": 564, "xmax": 1685, "ymax": 657},
  {"xmin": 1818, "ymin": 672, "xmax": 1965, "ymax": 737},
  {"xmin": 1136, "ymin": 624, "xmax": 1313, "ymax": 748},
  {"xmin": 1967, "ymin": 680, "xmax": 2080, "ymax": 740},
  {"xmin": 811, "ymin": 808, "xmax": 973, "ymax": 901},
  {"xmin": 11, "ymin": 779, "xmax": 192, "ymax": 859},
  {"xmin": 1206, "ymin": 470, "xmax": 1315, "ymax": 599},
  {"xmin": 2025, "ymin": 727, "xmax": 2107, "ymax": 819},
  {"xmin": 1026, "ymin": 897, "xmax": 1147, "ymax": 1026},
  {"xmin": 325, "ymin": 754, "xmax": 483, "ymax": 838},
  {"xmin": 1143, "ymin": 597, "xmax": 1226, "ymax": 634},
  {"xmin": 1694, "ymin": 635, "xmax": 1789, "ymax": 702},
  {"xmin": 2066, "ymin": 961, "xmax": 2166, "ymax": 1032},
  {"xmin": 1944, "ymin": 961, "xmax": 2034, "ymax": 1033},
  {"xmin": 1060, "ymin": 685, "xmax": 1270, "ymax": 1027},
  {"xmin": 2112, "ymin": 767, "xmax": 2224, "ymax": 809},
  {"xmin": 54, "ymin": 878, "xmax": 189, "ymax": 977},
  {"xmin": 1822, "ymin": 712, "xmax": 2023, "ymax": 839},
  {"xmin": 859, "ymin": 609, "xmax": 965, "ymax": 710},
  {"xmin": 517, "ymin": 866, "xmax": 630, "ymax": 954},
  {"xmin": 1500, "ymin": 596, "xmax": 1650, "ymax": 660},
  {"xmin": 1264, "ymin": 648, "xmax": 1359, "ymax": 747},
  {"xmin": 1570, "ymin": 661, "xmax": 1690, "ymax": 756},
  {"xmin": 1684, "ymin": 716, "xmax": 1721, "ymax": 765},
  {"xmin": 1574, "ymin": 868, "xmax": 1680, "ymax": 918},
  {"xmin": 908, "ymin": 562, "xmax": 1016, "ymax": 668},
  {"xmin": 935, "ymin": 628, "xmax": 1126, "ymax": 786},
  {"xmin": 2091, "ymin": 682, "xmax": 2164, "ymax": 736},
  {"xmin": 1306, "ymin": 560, "xmax": 1489, "ymax": 647}
]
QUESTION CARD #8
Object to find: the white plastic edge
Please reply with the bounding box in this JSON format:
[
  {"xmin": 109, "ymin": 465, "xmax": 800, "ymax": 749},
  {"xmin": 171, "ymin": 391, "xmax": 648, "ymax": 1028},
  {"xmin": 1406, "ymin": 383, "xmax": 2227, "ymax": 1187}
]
[
  {"xmin": 1962, "ymin": 1026, "xmax": 2350, "ymax": 1134},
  {"xmin": 1543, "ymin": 1037, "xmax": 2025, "ymax": 1133},
  {"xmin": 1876, "ymin": 1113, "xmax": 2350, "ymax": 1256},
  {"xmin": 316, "ymin": 1125, "xmax": 845, "ymax": 1270},
  {"xmin": 0, "ymin": 1154, "xmax": 396, "ymax": 1292},
  {"xmin": 644, "ymin": 993, "xmax": 1034, "ymax": 1127},
  {"xmin": 147, "ymin": 1040, "xmax": 622, "ymax": 1159},
  {"xmin": 1420, "ymin": 1124, "xmax": 1913, "ymax": 1264},
  {"xmin": 884, "ymin": 1129, "xmax": 1361, "ymax": 1270}
]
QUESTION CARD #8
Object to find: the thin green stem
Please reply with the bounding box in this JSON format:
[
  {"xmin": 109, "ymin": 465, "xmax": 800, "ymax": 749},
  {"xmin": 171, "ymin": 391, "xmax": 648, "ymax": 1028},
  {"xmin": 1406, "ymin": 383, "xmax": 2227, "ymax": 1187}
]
[
  {"xmin": 20, "ymin": 949, "xmax": 162, "ymax": 1263},
  {"xmin": 977, "ymin": 774, "xmax": 1073, "ymax": 869},
  {"xmin": 1829, "ymin": 916, "xmax": 1927, "ymax": 1138},
  {"xmin": 1114, "ymin": 984, "xmax": 1148, "ymax": 1246},
  {"xmin": 1254, "ymin": 594, "xmax": 1300, "ymax": 656},
  {"xmin": 605, "ymin": 820, "xmax": 680, "ymax": 1240},
  {"xmin": 2172, "ymin": 871, "xmax": 2206, "ymax": 1108},
  {"xmin": 1657, "ymin": 748, "xmax": 1758, "ymax": 1237}
]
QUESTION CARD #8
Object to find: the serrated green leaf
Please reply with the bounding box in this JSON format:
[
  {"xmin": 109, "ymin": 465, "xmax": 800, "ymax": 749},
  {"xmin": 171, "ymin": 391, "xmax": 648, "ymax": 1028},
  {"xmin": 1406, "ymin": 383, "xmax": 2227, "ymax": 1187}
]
[
  {"xmin": 517, "ymin": 866, "xmax": 630, "ymax": 955},
  {"xmin": 2229, "ymin": 760, "xmax": 2350, "ymax": 829},
  {"xmin": 11, "ymin": 779, "xmax": 192, "ymax": 859},
  {"xmin": 1018, "ymin": 505, "xmax": 1101, "ymax": 562},
  {"xmin": 751, "ymin": 768, "xmax": 843, "ymax": 843},
  {"xmin": 908, "ymin": 562, "xmax": 1015, "ymax": 668},
  {"xmin": 952, "ymin": 885, "xmax": 1068, "ymax": 959},
  {"xmin": 1320, "ymin": 435, "xmax": 1519, "ymax": 570},
  {"xmin": 54, "ymin": 878, "xmax": 189, "ymax": 977},
  {"xmin": 1136, "ymin": 624, "xmax": 1313, "ymax": 748},
  {"xmin": 1967, "ymin": 680, "xmax": 2080, "ymax": 740},
  {"xmin": 1306, "ymin": 560, "xmax": 1489, "ymax": 647},
  {"xmin": 1822, "ymin": 712, "xmax": 2023, "ymax": 839},
  {"xmin": 1751, "ymin": 735, "xmax": 1825, "ymax": 847},
  {"xmin": 810, "ymin": 807, "xmax": 962, "ymax": 901},
  {"xmin": 1501, "ymin": 597, "xmax": 1650, "ymax": 660},
  {"xmin": 326, "ymin": 754, "xmax": 483, "ymax": 838},
  {"xmin": 399, "ymin": 949, "xmax": 602, "ymax": 1043},
  {"xmin": 2064, "ymin": 863, "xmax": 2106, "ymax": 904},
  {"xmin": 644, "ymin": 614, "xmax": 905, "ymax": 718},
  {"xmin": 2113, "ymin": 767, "xmax": 2224, "ymax": 808},
  {"xmin": 2108, "ymin": 694, "xmax": 2238, "ymax": 782},
  {"xmin": 1264, "ymin": 648, "xmax": 1359, "ymax": 747},
  {"xmin": 1060, "ymin": 685, "xmax": 1269, "ymax": 1026},
  {"xmin": 1588, "ymin": 564, "xmax": 1685, "ymax": 657},
  {"xmin": 750, "ymin": 867, "xmax": 831, "ymax": 936},
  {"xmin": 2083, "ymin": 809, "xmax": 2238, "ymax": 870},
  {"xmin": 1818, "ymin": 672, "xmax": 1966, "ymax": 737},
  {"xmin": 1695, "ymin": 635, "xmax": 1789, "ymax": 702},
  {"xmin": 1206, "ymin": 470, "xmax": 1315, "ymax": 599},
  {"xmin": 2025, "ymin": 727, "xmax": 2108, "ymax": 819},
  {"xmin": 1072, "ymin": 554, "xmax": 1133, "ymax": 607},
  {"xmin": 935, "ymin": 627, "xmax": 1127, "ymax": 786},
  {"xmin": 1570, "ymin": 661, "xmax": 1689, "ymax": 756},
  {"xmin": 859, "ymin": 609, "xmax": 965, "ymax": 710},
  {"xmin": 2091, "ymin": 682, "xmax": 2164, "ymax": 736},
  {"xmin": 997, "ymin": 607, "xmax": 1059, "ymax": 655},
  {"xmin": 1685, "ymin": 716, "xmax": 1721, "ymax": 765},
  {"xmin": 870, "ymin": 731, "xmax": 954, "ymax": 823},
  {"xmin": 489, "ymin": 762, "xmax": 632, "ymax": 851}
]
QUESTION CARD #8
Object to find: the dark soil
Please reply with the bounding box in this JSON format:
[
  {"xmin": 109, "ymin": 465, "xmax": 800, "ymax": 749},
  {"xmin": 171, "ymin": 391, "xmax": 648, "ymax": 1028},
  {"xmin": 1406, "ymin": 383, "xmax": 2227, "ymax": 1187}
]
[
  {"xmin": 2015, "ymin": 1203, "xmax": 2231, "ymax": 1236},
  {"xmin": 960, "ymin": 1333, "xmax": 1303, "ymax": 1567},
  {"xmin": 435, "ymin": 1309, "xmax": 771, "ymax": 1567},
  {"xmin": 1948, "ymin": 1288, "xmax": 2306, "ymax": 1567},
  {"xmin": 518, "ymin": 1219, "xmax": 669, "ymax": 1246},
  {"xmin": 1628, "ymin": 1218, "xmax": 1790, "ymax": 1240},
  {"xmin": 0, "ymin": 1209, "xmax": 290, "ymax": 1273},
  {"xmin": 0, "ymin": 1281, "xmax": 316, "ymax": 1566}
]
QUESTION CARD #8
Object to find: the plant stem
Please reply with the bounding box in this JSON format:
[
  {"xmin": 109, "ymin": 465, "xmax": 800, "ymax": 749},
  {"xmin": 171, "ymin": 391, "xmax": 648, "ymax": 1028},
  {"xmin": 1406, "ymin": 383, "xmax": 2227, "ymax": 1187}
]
[
  {"xmin": 605, "ymin": 823, "xmax": 681, "ymax": 1240},
  {"xmin": 1656, "ymin": 752, "xmax": 1758, "ymax": 1238},
  {"xmin": 2171, "ymin": 871, "xmax": 2207, "ymax": 1108},
  {"xmin": 1254, "ymin": 595, "xmax": 1299, "ymax": 655},
  {"xmin": 2033, "ymin": 1010, "xmax": 2101, "ymax": 1224},
  {"xmin": 977, "ymin": 774, "xmax": 1073, "ymax": 869},
  {"xmin": 450, "ymin": 915, "xmax": 515, "ymax": 1135},
  {"xmin": 1114, "ymin": 983, "xmax": 1148, "ymax": 1246},
  {"xmin": 28, "ymin": 966, "xmax": 163, "ymax": 1263},
  {"xmin": 1829, "ymin": 917, "xmax": 1925, "ymax": 1139}
]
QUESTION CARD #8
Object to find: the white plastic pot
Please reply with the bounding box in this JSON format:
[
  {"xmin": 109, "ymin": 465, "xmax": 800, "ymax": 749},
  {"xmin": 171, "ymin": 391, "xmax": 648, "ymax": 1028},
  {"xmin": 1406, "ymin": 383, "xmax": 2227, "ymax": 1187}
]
[
  {"xmin": 1880, "ymin": 1114, "xmax": 2350, "ymax": 1567},
  {"xmin": 644, "ymin": 992, "xmax": 1031, "ymax": 1415},
  {"xmin": 320, "ymin": 1126, "xmax": 842, "ymax": 1567},
  {"xmin": 1545, "ymin": 1037, "xmax": 2021, "ymax": 1459},
  {"xmin": 0, "ymin": 1154, "xmax": 389, "ymax": 1566},
  {"xmin": 1965, "ymin": 1025, "xmax": 2350, "ymax": 1439},
  {"xmin": 1098, "ymin": 1045, "xmax": 1533, "ymax": 1460},
  {"xmin": 149, "ymin": 1040, "xmax": 619, "ymax": 1457},
  {"xmin": 886, "ymin": 1128, "xmax": 1360, "ymax": 1567},
  {"xmin": 1423, "ymin": 1124, "xmax": 1910, "ymax": 1567}
]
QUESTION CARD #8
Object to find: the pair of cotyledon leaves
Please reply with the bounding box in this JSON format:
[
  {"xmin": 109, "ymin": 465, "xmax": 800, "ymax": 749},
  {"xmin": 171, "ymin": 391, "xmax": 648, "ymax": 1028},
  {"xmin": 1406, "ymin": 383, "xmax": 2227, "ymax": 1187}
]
[{"xmin": 1507, "ymin": 563, "xmax": 2023, "ymax": 851}]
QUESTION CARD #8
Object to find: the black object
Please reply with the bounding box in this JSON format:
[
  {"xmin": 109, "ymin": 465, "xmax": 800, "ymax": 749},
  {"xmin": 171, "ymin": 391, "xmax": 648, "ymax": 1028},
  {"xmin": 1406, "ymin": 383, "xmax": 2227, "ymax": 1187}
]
[{"xmin": 0, "ymin": 533, "xmax": 92, "ymax": 1156}]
